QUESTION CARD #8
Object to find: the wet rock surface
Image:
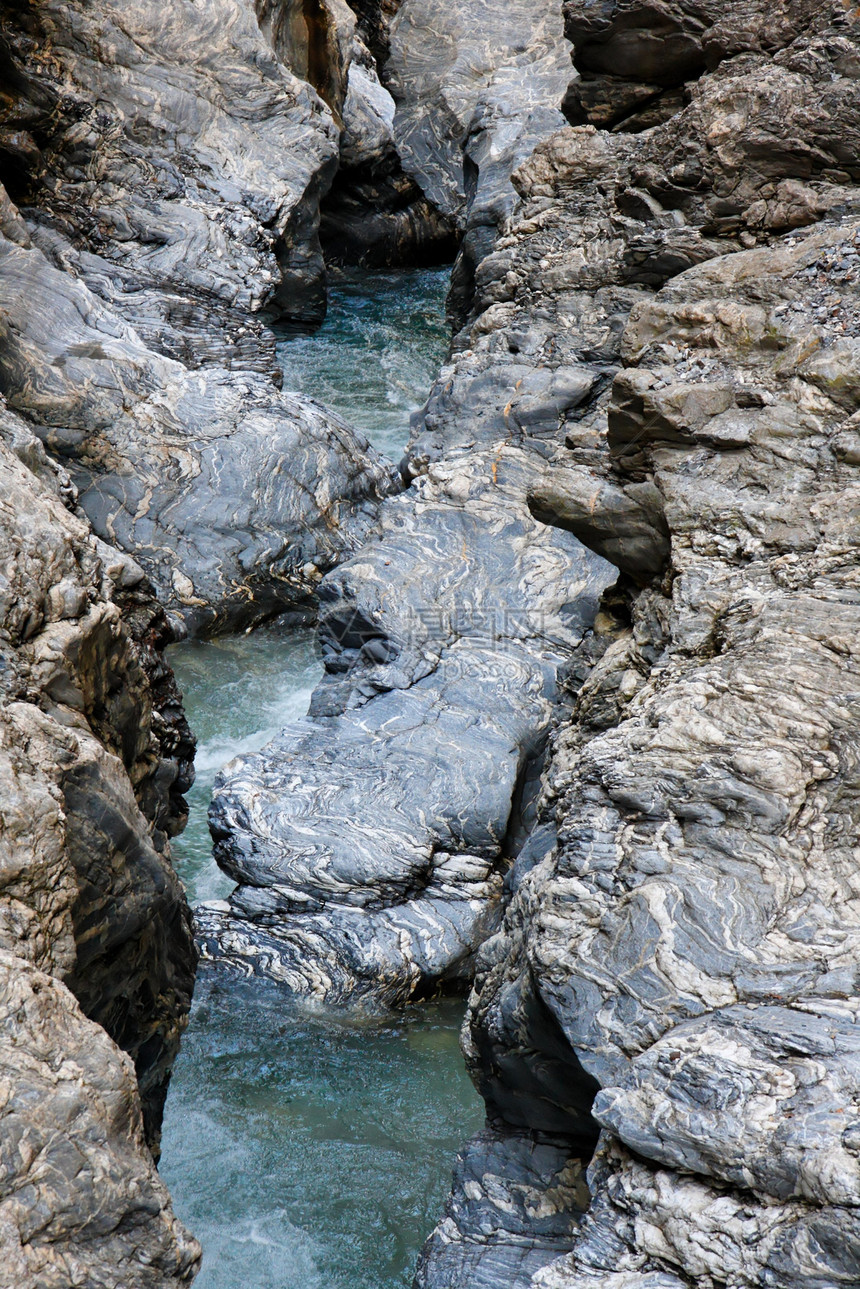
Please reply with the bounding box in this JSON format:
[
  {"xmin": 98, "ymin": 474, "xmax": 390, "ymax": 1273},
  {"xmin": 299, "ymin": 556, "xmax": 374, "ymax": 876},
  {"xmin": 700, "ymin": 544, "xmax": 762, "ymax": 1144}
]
[{"xmin": 0, "ymin": 403, "xmax": 199, "ymax": 1277}]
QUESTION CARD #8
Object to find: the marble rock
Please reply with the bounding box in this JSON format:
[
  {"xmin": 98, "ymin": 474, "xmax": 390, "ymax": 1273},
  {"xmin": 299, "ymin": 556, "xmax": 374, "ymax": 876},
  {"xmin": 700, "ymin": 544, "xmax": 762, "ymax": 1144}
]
[
  {"xmin": 413, "ymin": 1128, "xmax": 589, "ymax": 1289},
  {"xmin": 416, "ymin": 5, "xmax": 860, "ymax": 1286},
  {"xmin": 0, "ymin": 211, "xmax": 395, "ymax": 635},
  {"xmin": 456, "ymin": 203, "xmax": 860, "ymax": 1289},
  {"xmin": 386, "ymin": 0, "xmax": 574, "ymax": 319},
  {"xmin": 200, "ymin": 446, "xmax": 615, "ymax": 1002},
  {"xmin": 0, "ymin": 0, "xmax": 339, "ymax": 368},
  {"xmin": 0, "ymin": 404, "xmax": 199, "ymax": 1275},
  {"xmin": 0, "ymin": 401, "xmax": 197, "ymax": 1149}
]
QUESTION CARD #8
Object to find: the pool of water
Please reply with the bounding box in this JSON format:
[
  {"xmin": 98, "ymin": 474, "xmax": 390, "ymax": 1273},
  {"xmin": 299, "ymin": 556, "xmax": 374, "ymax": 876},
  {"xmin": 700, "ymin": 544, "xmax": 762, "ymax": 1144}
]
[
  {"xmin": 161, "ymin": 976, "xmax": 481, "ymax": 1289},
  {"xmin": 166, "ymin": 621, "xmax": 322, "ymax": 904},
  {"xmin": 276, "ymin": 266, "xmax": 451, "ymax": 459}
]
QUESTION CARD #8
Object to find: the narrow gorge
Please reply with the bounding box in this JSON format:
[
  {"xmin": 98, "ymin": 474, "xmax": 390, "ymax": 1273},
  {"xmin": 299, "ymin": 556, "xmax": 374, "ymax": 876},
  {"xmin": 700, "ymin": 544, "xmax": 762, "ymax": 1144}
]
[{"xmin": 0, "ymin": 2, "xmax": 859, "ymax": 1288}]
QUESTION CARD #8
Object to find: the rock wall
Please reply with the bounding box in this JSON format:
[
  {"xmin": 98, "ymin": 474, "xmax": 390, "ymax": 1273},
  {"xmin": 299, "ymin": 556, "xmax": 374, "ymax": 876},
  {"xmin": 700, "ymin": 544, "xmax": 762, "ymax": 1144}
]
[
  {"xmin": 0, "ymin": 0, "xmax": 405, "ymax": 1278},
  {"xmin": 414, "ymin": 2, "xmax": 860, "ymax": 1286},
  {"xmin": 0, "ymin": 0, "xmax": 397, "ymax": 636},
  {"xmin": 0, "ymin": 190, "xmax": 394, "ymax": 636},
  {"xmin": 0, "ymin": 401, "xmax": 200, "ymax": 1281}
]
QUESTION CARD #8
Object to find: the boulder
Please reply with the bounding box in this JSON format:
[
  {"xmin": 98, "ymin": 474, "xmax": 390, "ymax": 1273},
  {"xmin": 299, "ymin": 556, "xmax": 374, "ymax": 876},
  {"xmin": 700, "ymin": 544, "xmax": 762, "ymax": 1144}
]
[
  {"xmin": 0, "ymin": 0, "xmax": 339, "ymax": 368},
  {"xmin": 0, "ymin": 211, "xmax": 395, "ymax": 635},
  {"xmin": 199, "ymin": 447, "xmax": 615, "ymax": 1002}
]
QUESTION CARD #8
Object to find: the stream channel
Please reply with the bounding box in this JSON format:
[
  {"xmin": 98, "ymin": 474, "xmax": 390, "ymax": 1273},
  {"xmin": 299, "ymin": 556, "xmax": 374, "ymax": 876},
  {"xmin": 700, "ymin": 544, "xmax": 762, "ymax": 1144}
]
[{"xmin": 159, "ymin": 268, "xmax": 485, "ymax": 1289}]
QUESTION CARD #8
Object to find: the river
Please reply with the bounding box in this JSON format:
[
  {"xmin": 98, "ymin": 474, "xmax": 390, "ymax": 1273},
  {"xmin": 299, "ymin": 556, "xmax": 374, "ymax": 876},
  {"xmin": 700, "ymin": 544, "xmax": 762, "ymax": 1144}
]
[{"xmin": 159, "ymin": 267, "xmax": 484, "ymax": 1289}]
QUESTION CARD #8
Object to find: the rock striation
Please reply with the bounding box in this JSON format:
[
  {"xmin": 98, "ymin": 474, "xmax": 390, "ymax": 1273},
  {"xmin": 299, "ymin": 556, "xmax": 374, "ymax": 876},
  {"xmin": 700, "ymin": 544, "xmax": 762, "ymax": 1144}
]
[
  {"xmin": 386, "ymin": 0, "xmax": 575, "ymax": 320},
  {"xmin": 0, "ymin": 0, "xmax": 339, "ymax": 361},
  {"xmin": 414, "ymin": 2, "xmax": 860, "ymax": 1287},
  {"xmin": 0, "ymin": 0, "xmax": 397, "ymax": 635},
  {"xmin": 0, "ymin": 400, "xmax": 200, "ymax": 1280},
  {"xmin": 0, "ymin": 195, "xmax": 394, "ymax": 636},
  {"xmin": 198, "ymin": 446, "xmax": 615, "ymax": 1003}
]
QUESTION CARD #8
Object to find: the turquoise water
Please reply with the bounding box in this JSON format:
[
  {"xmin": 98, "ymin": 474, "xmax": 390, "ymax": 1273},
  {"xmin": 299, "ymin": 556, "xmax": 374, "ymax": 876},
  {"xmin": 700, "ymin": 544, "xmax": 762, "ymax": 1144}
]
[
  {"xmin": 276, "ymin": 267, "xmax": 451, "ymax": 458},
  {"xmin": 166, "ymin": 621, "xmax": 321, "ymax": 904},
  {"xmin": 160, "ymin": 270, "xmax": 482, "ymax": 1289},
  {"xmin": 161, "ymin": 975, "xmax": 481, "ymax": 1289}
]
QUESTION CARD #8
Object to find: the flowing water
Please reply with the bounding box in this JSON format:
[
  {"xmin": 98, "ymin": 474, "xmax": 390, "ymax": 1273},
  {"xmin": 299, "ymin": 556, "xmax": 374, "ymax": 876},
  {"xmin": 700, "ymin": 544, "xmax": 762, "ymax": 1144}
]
[
  {"xmin": 160, "ymin": 267, "xmax": 484, "ymax": 1289},
  {"xmin": 276, "ymin": 266, "xmax": 451, "ymax": 459}
]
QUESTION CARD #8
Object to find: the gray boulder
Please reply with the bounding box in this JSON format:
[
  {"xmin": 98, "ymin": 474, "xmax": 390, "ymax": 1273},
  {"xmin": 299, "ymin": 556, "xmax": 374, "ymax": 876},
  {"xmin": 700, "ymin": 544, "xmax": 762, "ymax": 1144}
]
[
  {"xmin": 386, "ymin": 0, "xmax": 574, "ymax": 318},
  {"xmin": 0, "ymin": 0, "xmax": 339, "ymax": 368},
  {"xmin": 199, "ymin": 446, "xmax": 615, "ymax": 1002}
]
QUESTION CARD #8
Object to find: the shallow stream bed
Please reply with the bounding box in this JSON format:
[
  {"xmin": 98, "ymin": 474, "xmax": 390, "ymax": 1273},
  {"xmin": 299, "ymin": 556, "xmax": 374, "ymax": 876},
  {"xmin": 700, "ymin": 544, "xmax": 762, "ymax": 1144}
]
[{"xmin": 160, "ymin": 267, "xmax": 484, "ymax": 1289}]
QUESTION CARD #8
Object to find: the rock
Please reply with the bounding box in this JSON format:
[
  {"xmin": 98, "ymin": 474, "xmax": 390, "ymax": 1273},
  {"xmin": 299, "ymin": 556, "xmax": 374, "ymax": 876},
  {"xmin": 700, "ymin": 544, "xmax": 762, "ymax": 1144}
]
[
  {"xmin": 413, "ymin": 1128, "xmax": 589, "ymax": 1289},
  {"xmin": 348, "ymin": 0, "xmax": 403, "ymax": 66},
  {"xmin": 199, "ymin": 446, "xmax": 615, "ymax": 1002},
  {"xmin": 386, "ymin": 0, "xmax": 574, "ymax": 320},
  {"xmin": 0, "ymin": 207, "xmax": 395, "ymax": 635},
  {"xmin": 320, "ymin": 40, "xmax": 459, "ymax": 267},
  {"xmin": 0, "ymin": 951, "xmax": 200, "ymax": 1288},
  {"xmin": 561, "ymin": 0, "xmax": 837, "ymax": 132},
  {"xmin": 455, "ymin": 146, "xmax": 860, "ymax": 1289},
  {"xmin": 533, "ymin": 1135, "xmax": 860, "ymax": 1289},
  {"xmin": 0, "ymin": 402, "xmax": 197, "ymax": 1150},
  {"xmin": 0, "ymin": 405, "xmax": 199, "ymax": 1274},
  {"xmin": 255, "ymin": 0, "xmax": 357, "ymax": 117},
  {"xmin": 0, "ymin": 0, "xmax": 339, "ymax": 368},
  {"xmin": 594, "ymin": 1005, "xmax": 860, "ymax": 1207},
  {"xmin": 415, "ymin": 5, "xmax": 860, "ymax": 1287}
]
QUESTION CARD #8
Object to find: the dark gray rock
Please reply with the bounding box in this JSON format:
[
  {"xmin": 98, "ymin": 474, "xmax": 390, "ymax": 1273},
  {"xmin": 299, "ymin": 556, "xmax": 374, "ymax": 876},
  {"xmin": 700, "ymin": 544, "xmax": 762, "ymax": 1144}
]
[
  {"xmin": 0, "ymin": 0, "xmax": 339, "ymax": 368},
  {"xmin": 320, "ymin": 41, "xmax": 459, "ymax": 268},
  {"xmin": 413, "ymin": 1128, "xmax": 589, "ymax": 1289}
]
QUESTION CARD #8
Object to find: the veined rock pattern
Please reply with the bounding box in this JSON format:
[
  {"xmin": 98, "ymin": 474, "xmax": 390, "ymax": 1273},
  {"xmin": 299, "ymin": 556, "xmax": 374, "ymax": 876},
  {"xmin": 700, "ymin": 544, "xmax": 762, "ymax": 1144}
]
[
  {"xmin": 386, "ymin": 0, "xmax": 575, "ymax": 318},
  {"xmin": 3, "ymin": 0, "xmax": 860, "ymax": 1285},
  {"xmin": 413, "ymin": 3, "xmax": 860, "ymax": 1287},
  {"xmin": 198, "ymin": 446, "xmax": 616, "ymax": 1002},
  {"xmin": 0, "ymin": 0, "xmax": 395, "ymax": 635},
  {"xmin": 0, "ymin": 401, "xmax": 199, "ymax": 1282},
  {"xmin": 0, "ymin": 196, "xmax": 394, "ymax": 636}
]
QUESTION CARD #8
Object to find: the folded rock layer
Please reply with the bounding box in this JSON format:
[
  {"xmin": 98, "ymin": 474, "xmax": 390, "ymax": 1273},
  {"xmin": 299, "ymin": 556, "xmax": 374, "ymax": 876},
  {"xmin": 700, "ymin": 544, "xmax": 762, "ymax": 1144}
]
[{"xmin": 413, "ymin": 3, "xmax": 860, "ymax": 1287}]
